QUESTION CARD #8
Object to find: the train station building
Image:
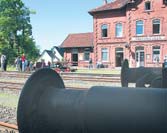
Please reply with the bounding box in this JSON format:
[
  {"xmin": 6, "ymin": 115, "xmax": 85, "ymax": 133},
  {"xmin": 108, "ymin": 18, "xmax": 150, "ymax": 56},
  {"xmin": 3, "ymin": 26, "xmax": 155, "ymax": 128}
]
[
  {"xmin": 61, "ymin": 0, "xmax": 167, "ymax": 68},
  {"xmin": 89, "ymin": 0, "xmax": 167, "ymax": 68}
]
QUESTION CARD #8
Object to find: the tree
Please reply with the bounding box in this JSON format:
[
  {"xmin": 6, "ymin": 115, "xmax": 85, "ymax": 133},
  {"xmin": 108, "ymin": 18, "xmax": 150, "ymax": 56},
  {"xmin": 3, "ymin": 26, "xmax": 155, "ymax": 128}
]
[{"xmin": 0, "ymin": 0, "xmax": 39, "ymax": 64}]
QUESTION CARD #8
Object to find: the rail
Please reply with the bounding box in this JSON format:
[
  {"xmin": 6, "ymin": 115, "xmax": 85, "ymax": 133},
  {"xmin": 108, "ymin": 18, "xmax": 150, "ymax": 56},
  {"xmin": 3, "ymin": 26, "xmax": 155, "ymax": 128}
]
[{"xmin": 0, "ymin": 121, "xmax": 18, "ymax": 132}]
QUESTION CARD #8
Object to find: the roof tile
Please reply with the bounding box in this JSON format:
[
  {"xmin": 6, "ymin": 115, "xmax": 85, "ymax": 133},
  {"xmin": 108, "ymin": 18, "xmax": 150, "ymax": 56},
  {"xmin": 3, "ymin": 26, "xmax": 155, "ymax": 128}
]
[
  {"xmin": 61, "ymin": 32, "xmax": 93, "ymax": 48},
  {"xmin": 89, "ymin": 0, "xmax": 130, "ymax": 15}
]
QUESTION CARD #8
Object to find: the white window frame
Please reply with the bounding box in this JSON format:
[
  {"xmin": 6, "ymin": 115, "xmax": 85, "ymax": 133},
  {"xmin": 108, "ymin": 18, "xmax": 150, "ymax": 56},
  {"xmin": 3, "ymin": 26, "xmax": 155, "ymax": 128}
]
[
  {"xmin": 116, "ymin": 23, "xmax": 123, "ymax": 37},
  {"xmin": 152, "ymin": 19, "xmax": 161, "ymax": 35},
  {"xmin": 136, "ymin": 20, "xmax": 144, "ymax": 36},
  {"xmin": 101, "ymin": 24, "xmax": 108, "ymax": 38},
  {"xmin": 152, "ymin": 46, "xmax": 160, "ymax": 63},
  {"xmin": 101, "ymin": 48, "xmax": 109, "ymax": 61},
  {"xmin": 145, "ymin": 1, "xmax": 151, "ymax": 11},
  {"xmin": 84, "ymin": 50, "xmax": 90, "ymax": 61}
]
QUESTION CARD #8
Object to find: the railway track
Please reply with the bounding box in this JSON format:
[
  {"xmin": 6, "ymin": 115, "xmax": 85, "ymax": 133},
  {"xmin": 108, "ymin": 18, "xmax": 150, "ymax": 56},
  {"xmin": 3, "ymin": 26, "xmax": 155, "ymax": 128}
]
[
  {"xmin": 0, "ymin": 71, "xmax": 121, "ymax": 90},
  {"xmin": 0, "ymin": 74, "xmax": 120, "ymax": 90},
  {"xmin": 0, "ymin": 71, "xmax": 120, "ymax": 78},
  {"xmin": 0, "ymin": 81, "xmax": 90, "ymax": 90},
  {"xmin": 62, "ymin": 75, "xmax": 120, "ymax": 82},
  {"xmin": 0, "ymin": 71, "xmax": 31, "ymax": 78},
  {"xmin": 0, "ymin": 71, "xmax": 120, "ymax": 82},
  {"xmin": 0, "ymin": 81, "xmax": 24, "ymax": 90},
  {"xmin": 0, "ymin": 121, "xmax": 18, "ymax": 133}
]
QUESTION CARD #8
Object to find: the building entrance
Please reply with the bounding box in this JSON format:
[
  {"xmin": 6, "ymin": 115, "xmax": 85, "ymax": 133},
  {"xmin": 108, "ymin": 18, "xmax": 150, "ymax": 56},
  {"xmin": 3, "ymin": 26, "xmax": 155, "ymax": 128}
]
[
  {"xmin": 115, "ymin": 48, "xmax": 124, "ymax": 67},
  {"xmin": 136, "ymin": 47, "xmax": 145, "ymax": 67},
  {"xmin": 71, "ymin": 49, "xmax": 78, "ymax": 66},
  {"xmin": 72, "ymin": 54, "xmax": 78, "ymax": 66}
]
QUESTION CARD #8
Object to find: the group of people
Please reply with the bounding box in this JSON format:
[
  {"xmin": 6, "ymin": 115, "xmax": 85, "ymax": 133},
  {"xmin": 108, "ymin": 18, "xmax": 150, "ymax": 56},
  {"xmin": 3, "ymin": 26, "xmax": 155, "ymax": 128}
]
[
  {"xmin": 89, "ymin": 58, "xmax": 104, "ymax": 69},
  {"xmin": 15, "ymin": 56, "xmax": 52, "ymax": 72},
  {"xmin": 0, "ymin": 54, "xmax": 7, "ymax": 71},
  {"xmin": 15, "ymin": 53, "xmax": 34, "ymax": 72}
]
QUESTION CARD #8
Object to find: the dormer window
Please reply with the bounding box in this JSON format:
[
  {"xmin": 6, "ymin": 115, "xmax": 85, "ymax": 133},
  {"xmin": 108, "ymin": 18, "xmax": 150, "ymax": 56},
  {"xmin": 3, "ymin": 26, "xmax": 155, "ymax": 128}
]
[{"xmin": 145, "ymin": 1, "xmax": 151, "ymax": 11}]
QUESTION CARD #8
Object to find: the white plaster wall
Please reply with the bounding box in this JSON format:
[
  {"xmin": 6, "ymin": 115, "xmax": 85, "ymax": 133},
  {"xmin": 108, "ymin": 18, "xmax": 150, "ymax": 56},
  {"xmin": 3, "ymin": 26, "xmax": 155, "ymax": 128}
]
[{"xmin": 37, "ymin": 52, "xmax": 51, "ymax": 64}]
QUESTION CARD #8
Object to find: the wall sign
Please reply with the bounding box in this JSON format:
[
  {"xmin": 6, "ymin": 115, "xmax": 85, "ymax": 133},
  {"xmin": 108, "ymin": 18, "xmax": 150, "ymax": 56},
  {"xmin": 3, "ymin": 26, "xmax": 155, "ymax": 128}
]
[{"xmin": 132, "ymin": 36, "xmax": 166, "ymax": 41}]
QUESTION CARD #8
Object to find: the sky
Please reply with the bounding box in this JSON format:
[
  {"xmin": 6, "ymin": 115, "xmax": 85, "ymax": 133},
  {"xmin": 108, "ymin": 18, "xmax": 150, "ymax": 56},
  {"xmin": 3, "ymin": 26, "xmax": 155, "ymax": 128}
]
[{"xmin": 22, "ymin": 0, "xmax": 112, "ymax": 52}]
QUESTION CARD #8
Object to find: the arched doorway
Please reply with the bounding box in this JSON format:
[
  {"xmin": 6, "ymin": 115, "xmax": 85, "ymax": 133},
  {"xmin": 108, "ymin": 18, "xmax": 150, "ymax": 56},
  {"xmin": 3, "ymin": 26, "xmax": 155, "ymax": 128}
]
[
  {"xmin": 115, "ymin": 48, "xmax": 124, "ymax": 67},
  {"xmin": 136, "ymin": 47, "xmax": 145, "ymax": 67}
]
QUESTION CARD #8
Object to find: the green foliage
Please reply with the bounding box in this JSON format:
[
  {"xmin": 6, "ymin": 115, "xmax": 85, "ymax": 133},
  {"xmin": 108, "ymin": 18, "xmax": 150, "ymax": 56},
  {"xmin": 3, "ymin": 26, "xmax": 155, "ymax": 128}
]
[
  {"xmin": 0, "ymin": 0, "xmax": 40, "ymax": 64},
  {"xmin": 1, "ymin": 45, "xmax": 17, "ymax": 64}
]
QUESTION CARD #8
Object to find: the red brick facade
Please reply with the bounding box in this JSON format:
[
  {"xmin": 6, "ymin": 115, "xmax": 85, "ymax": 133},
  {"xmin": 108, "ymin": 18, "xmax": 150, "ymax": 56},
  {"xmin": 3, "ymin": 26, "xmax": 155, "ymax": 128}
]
[
  {"xmin": 61, "ymin": 33, "xmax": 94, "ymax": 67},
  {"xmin": 90, "ymin": 0, "xmax": 167, "ymax": 68}
]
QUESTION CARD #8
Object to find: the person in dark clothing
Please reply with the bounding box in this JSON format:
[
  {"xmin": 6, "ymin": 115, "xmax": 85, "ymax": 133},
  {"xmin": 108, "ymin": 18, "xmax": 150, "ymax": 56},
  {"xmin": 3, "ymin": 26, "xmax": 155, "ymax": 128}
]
[
  {"xmin": 19, "ymin": 58, "xmax": 22, "ymax": 71},
  {"xmin": 1, "ymin": 54, "xmax": 6, "ymax": 71},
  {"xmin": 89, "ymin": 58, "xmax": 93, "ymax": 69},
  {"xmin": 48, "ymin": 61, "xmax": 51, "ymax": 68},
  {"xmin": 4, "ymin": 57, "xmax": 7, "ymax": 71}
]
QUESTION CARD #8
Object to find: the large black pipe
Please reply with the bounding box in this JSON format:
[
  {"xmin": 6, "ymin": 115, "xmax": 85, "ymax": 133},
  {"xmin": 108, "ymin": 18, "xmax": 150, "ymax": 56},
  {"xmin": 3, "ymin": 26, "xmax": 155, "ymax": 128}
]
[
  {"xmin": 162, "ymin": 62, "xmax": 167, "ymax": 88},
  {"xmin": 121, "ymin": 59, "xmax": 162, "ymax": 87},
  {"xmin": 17, "ymin": 68, "xmax": 167, "ymax": 133}
]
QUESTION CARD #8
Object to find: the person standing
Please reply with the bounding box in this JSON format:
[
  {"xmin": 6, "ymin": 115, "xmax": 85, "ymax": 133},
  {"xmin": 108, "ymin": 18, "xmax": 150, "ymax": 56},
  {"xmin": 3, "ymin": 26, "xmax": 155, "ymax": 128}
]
[
  {"xmin": 164, "ymin": 56, "xmax": 167, "ymax": 68},
  {"xmin": 48, "ymin": 61, "xmax": 51, "ymax": 68},
  {"xmin": 15, "ymin": 56, "xmax": 20, "ymax": 71},
  {"xmin": 29, "ymin": 61, "xmax": 33, "ymax": 71},
  {"xmin": 89, "ymin": 58, "xmax": 93, "ymax": 69},
  {"xmin": 21, "ymin": 53, "xmax": 26, "ymax": 72},
  {"xmin": 41, "ymin": 59, "xmax": 46, "ymax": 68},
  {"xmin": 1, "ymin": 54, "xmax": 6, "ymax": 71},
  {"xmin": 3, "ymin": 55, "xmax": 7, "ymax": 71},
  {"xmin": 19, "ymin": 58, "xmax": 22, "ymax": 71}
]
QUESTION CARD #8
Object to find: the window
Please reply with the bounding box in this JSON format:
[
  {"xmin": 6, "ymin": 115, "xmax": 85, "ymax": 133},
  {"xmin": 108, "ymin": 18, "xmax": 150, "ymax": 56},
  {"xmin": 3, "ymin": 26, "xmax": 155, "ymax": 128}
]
[
  {"xmin": 116, "ymin": 23, "xmax": 123, "ymax": 37},
  {"xmin": 84, "ymin": 49, "xmax": 90, "ymax": 61},
  {"xmin": 101, "ymin": 48, "xmax": 108, "ymax": 61},
  {"xmin": 136, "ymin": 20, "xmax": 144, "ymax": 35},
  {"xmin": 153, "ymin": 19, "xmax": 160, "ymax": 34},
  {"xmin": 145, "ymin": 1, "xmax": 151, "ymax": 10},
  {"xmin": 101, "ymin": 24, "xmax": 108, "ymax": 37},
  {"xmin": 153, "ymin": 46, "xmax": 160, "ymax": 62}
]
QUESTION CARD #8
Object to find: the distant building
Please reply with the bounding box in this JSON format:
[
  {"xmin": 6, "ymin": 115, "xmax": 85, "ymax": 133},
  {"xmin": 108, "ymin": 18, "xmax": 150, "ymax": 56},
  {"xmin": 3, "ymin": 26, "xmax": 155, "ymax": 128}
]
[
  {"xmin": 51, "ymin": 46, "xmax": 64, "ymax": 61},
  {"xmin": 38, "ymin": 46, "xmax": 64, "ymax": 65},
  {"xmin": 89, "ymin": 0, "xmax": 167, "ymax": 68},
  {"xmin": 60, "ymin": 32, "xmax": 94, "ymax": 67}
]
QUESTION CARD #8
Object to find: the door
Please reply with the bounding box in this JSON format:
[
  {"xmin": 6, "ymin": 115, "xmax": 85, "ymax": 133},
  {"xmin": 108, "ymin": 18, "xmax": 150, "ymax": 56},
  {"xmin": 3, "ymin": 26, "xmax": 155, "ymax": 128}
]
[
  {"xmin": 115, "ymin": 48, "xmax": 124, "ymax": 67},
  {"xmin": 72, "ymin": 54, "xmax": 78, "ymax": 66},
  {"xmin": 136, "ymin": 50, "xmax": 145, "ymax": 67},
  {"xmin": 72, "ymin": 49, "xmax": 78, "ymax": 66}
]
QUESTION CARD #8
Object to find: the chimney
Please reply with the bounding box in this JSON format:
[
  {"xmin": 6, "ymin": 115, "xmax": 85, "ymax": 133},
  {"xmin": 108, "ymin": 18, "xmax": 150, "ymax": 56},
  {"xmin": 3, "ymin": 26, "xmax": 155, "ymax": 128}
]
[{"xmin": 103, "ymin": 0, "xmax": 108, "ymax": 5}]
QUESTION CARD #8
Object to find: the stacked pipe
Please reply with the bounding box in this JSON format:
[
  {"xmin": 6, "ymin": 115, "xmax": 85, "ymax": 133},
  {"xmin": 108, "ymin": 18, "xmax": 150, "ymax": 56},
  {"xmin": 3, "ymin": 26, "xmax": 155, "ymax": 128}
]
[
  {"xmin": 121, "ymin": 59, "xmax": 162, "ymax": 88},
  {"xmin": 17, "ymin": 68, "xmax": 167, "ymax": 133}
]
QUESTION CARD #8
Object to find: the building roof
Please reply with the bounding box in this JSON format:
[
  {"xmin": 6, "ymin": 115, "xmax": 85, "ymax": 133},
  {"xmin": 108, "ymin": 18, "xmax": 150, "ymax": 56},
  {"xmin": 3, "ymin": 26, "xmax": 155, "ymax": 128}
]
[
  {"xmin": 52, "ymin": 46, "xmax": 64, "ymax": 56},
  {"xmin": 45, "ymin": 50, "xmax": 54, "ymax": 58},
  {"xmin": 89, "ymin": 0, "xmax": 131, "ymax": 15},
  {"xmin": 60, "ymin": 32, "xmax": 93, "ymax": 48},
  {"xmin": 41, "ymin": 50, "xmax": 59, "ymax": 61}
]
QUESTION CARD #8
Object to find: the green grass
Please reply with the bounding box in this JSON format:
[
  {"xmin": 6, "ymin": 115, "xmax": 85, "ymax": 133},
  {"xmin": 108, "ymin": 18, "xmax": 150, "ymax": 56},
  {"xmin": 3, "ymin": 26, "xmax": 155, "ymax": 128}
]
[
  {"xmin": 75, "ymin": 68, "xmax": 120, "ymax": 74},
  {"xmin": 0, "ymin": 92, "xmax": 18, "ymax": 108},
  {"xmin": 6, "ymin": 65, "xmax": 16, "ymax": 71}
]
